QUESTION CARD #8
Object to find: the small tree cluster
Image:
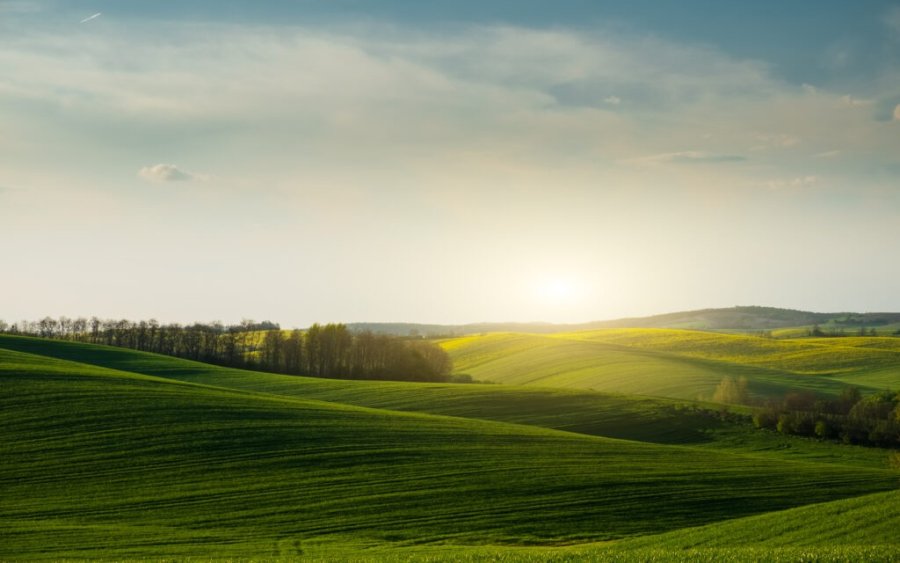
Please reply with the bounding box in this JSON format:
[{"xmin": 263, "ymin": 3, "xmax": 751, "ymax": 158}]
[
  {"xmin": 753, "ymin": 386, "xmax": 900, "ymax": 448},
  {"xmin": 807, "ymin": 324, "xmax": 880, "ymax": 337},
  {"xmin": 712, "ymin": 376, "xmax": 750, "ymax": 404}
]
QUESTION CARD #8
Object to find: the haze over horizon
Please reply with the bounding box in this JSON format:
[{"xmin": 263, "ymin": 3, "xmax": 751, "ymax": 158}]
[{"xmin": 2, "ymin": 1, "xmax": 899, "ymax": 326}]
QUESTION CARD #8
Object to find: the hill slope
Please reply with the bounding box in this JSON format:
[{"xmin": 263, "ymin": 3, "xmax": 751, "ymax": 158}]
[
  {"xmin": 1, "ymin": 334, "xmax": 890, "ymax": 470},
  {"xmin": 558, "ymin": 329, "xmax": 900, "ymax": 375},
  {"xmin": 617, "ymin": 488, "xmax": 900, "ymax": 551},
  {"xmin": 3, "ymin": 338, "xmax": 898, "ymax": 558},
  {"xmin": 440, "ymin": 331, "xmax": 889, "ymax": 401}
]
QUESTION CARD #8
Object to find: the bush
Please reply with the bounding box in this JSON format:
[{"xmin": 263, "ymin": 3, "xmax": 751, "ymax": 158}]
[
  {"xmin": 776, "ymin": 414, "xmax": 792, "ymax": 434},
  {"xmin": 447, "ymin": 373, "xmax": 474, "ymax": 384},
  {"xmin": 889, "ymin": 451, "xmax": 900, "ymax": 470},
  {"xmin": 753, "ymin": 410, "xmax": 778, "ymax": 430},
  {"xmin": 815, "ymin": 419, "xmax": 835, "ymax": 439}
]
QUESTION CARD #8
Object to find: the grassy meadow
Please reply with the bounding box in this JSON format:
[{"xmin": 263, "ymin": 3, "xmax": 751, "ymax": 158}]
[
  {"xmin": 2, "ymin": 332, "xmax": 900, "ymax": 560},
  {"xmin": 440, "ymin": 329, "xmax": 900, "ymax": 401}
]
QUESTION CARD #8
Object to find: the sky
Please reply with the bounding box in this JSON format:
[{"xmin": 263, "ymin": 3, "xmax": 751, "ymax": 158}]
[{"xmin": 1, "ymin": 0, "xmax": 899, "ymax": 326}]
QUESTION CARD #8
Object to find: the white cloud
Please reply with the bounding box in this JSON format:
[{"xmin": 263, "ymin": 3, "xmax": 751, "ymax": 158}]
[
  {"xmin": 80, "ymin": 13, "xmax": 102, "ymax": 24},
  {"xmin": 0, "ymin": 22, "xmax": 776, "ymax": 124},
  {"xmin": 0, "ymin": 19, "xmax": 895, "ymax": 204},
  {"xmin": 894, "ymin": 104, "xmax": 900, "ymax": 121},
  {"xmin": 813, "ymin": 150, "xmax": 841, "ymax": 159},
  {"xmin": 840, "ymin": 95, "xmax": 872, "ymax": 107},
  {"xmin": 138, "ymin": 164, "xmax": 199, "ymax": 182}
]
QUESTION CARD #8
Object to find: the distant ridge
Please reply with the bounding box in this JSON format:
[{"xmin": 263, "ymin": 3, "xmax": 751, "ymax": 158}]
[{"xmin": 347, "ymin": 306, "xmax": 900, "ymax": 336}]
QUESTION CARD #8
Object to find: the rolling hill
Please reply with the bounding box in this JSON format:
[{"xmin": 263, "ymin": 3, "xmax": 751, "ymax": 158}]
[
  {"xmin": 557, "ymin": 329, "xmax": 900, "ymax": 375},
  {"xmin": 1, "ymin": 334, "xmax": 892, "ymax": 469},
  {"xmin": 439, "ymin": 330, "xmax": 900, "ymax": 402},
  {"xmin": 618, "ymin": 488, "xmax": 900, "ymax": 551},
  {"xmin": 3, "ymin": 335, "xmax": 899, "ymax": 559}
]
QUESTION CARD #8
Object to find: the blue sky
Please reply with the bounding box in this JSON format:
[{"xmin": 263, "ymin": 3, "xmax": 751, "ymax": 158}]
[
  {"xmin": 1, "ymin": 1, "xmax": 899, "ymax": 325},
  {"xmin": 42, "ymin": 0, "xmax": 900, "ymax": 81}
]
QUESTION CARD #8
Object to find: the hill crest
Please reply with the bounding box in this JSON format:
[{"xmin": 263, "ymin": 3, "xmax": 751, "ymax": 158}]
[{"xmin": 348, "ymin": 306, "xmax": 900, "ymax": 336}]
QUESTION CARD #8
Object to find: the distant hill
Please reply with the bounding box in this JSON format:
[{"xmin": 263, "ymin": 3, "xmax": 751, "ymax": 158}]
[
  {"xmin": 585, "ymin": 306, "xmax": 900, "ymax": 331},
  {"xmin": 345, "ymin": 321, "xmax": 558, "ymax": 337},
  {"xmin": 348, "ymin": 306, "xmax": 900, "ymax": 336}
]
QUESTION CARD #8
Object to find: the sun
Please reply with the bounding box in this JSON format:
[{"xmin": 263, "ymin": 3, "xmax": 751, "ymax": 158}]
[{"xmin": 534, "ymin": 277, "xmax": 580, "ymax": 303}]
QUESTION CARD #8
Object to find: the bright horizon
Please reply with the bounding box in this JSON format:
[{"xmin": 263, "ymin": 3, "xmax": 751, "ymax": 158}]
[{"xmin": 2, "ymin": 1, "xmax": 899, "ymax": 326}]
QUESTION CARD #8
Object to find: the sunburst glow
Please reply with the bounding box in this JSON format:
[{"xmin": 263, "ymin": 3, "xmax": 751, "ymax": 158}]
[{"xmin": 534, "ymin": 277, "xmax": 581, "ymax": 304}]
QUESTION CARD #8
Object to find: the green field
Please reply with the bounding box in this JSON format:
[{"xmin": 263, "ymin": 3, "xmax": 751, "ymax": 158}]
[
  {"xmin": 440, "ymin": 330, "xmax": 900, "ymax": 401},
  {"xmin": 3, "ymin": 334, "xmax": 900, "ymax": 560},
  {"xmin": 618, "ymin": 488, "xmax": 900, "ymax": 550}
]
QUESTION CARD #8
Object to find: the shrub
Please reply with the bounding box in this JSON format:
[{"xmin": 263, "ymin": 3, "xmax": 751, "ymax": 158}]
[
  {"xmin": 753, "ymin": 410, "xmax": 778, "ymax": 430},
  {"xmin": 815, "ymin": 419, "xmax": 835, "ymax": 439}
]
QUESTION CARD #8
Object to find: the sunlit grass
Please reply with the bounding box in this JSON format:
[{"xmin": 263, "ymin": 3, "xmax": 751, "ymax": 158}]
[
  {"xmin": 3, "ymin": 336, "xmax": 898, "ymax": 559},
  {"xmin": 1, "ymin": 334, "xmax": 891, "ymax": 470},
  {"xmin": 556, "ymin": 329, "xmax": 900, "ymax": 374},
  {"xmin": 440, "ymin": 331, "xmax": 887, "ymax": 401}
]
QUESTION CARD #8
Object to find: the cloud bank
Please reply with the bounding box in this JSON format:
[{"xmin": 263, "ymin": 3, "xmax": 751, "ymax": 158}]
[
  {"xmin": 0, "ymin": 20, "xmax": 892, "ymax": 181},
  {"xmin": 1, "ymin": 11, "xmax": 899, "ymax": 325}
]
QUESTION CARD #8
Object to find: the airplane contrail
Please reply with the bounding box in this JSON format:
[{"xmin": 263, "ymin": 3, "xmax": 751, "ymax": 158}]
[{"xmin": 80, "ymin": 12, "xmax": 102, "ymax": 23}]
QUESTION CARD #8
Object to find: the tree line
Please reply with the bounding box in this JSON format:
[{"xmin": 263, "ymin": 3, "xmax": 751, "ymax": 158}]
[
  {"xmin": 711, "ymin": 375, "xmax": 900, "ymax": 448},
  {"xmin": 0, "ymin": 317, "xmax": 455, "ymax": 383},
  {"xmin": 752, "ymin": 386, "xmax": 900, "ymax": 448},
  {"xmin": 807, "ymin": 324, "xmax": 890, "ymax": 337}
]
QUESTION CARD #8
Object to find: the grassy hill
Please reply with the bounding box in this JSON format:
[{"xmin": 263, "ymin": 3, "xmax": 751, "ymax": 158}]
[
  {"xmin": 3, "ymin": 335, "xmax": 900, "ymax": 559},
  {"xmin": 558, "ymin": 329, "xmax": 900, "ymax": 375},
  {"xmin": 439, "ymin": 330, "xmax": 900, "ymax": 403},
  {"xmin": 1, "ymin": 334, "xmax": 892, "ymax": 469},
  {"xmin": 592, "ymin": 488, "xmax": 900, "ymax": 561},
  {"xmin": 617, "ymin": 488, "xmax": 900, "ymax": 551}
]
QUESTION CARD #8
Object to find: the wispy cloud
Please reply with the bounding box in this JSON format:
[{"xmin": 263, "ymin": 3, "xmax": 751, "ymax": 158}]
[
  {"xmin": 894, "ymin": 104, "xmax": 900, "ymax": 121},
  {"xmin": 80, "ymin": 12, "xmax": 102, "ymax": 24},
  {"xmin": 840, "ymin": 95, "xmax": 872, "ymax": 108},
  {"xmin": 0, "ymin": 19, "xmax": 894, "ymax": 204},
  {"xmin": 751, "ymin": 133, "xmax": 799, "ymax": 151},
  {"xmin": 761, "ymin": 176, "xmax": 818, "ymax": 191},
  {"xmin": 886, "ymin": 7, "xmax": 900, "ymax": 34},
  {"xmin": 669, "ymin": 152, "xmax": 746, "ymax": 163},
  {"xmin": 628, "ymin": 151, "xmax": 747, "ymax": 166},
  {"xmin": 138, "ymin": 164, "xmax": 201, "ymax": 183}
]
